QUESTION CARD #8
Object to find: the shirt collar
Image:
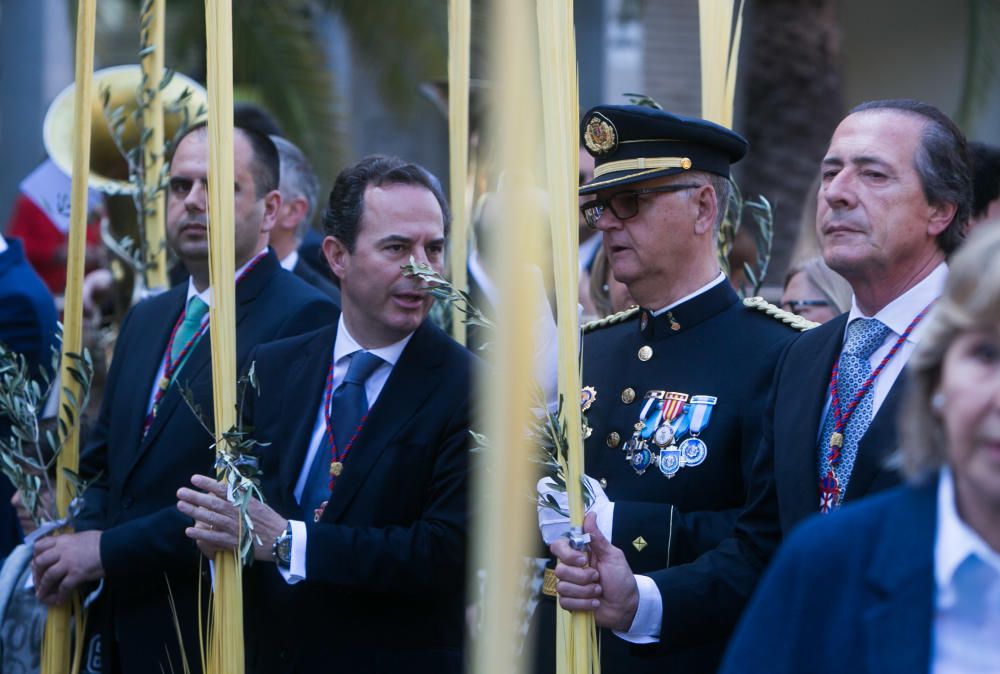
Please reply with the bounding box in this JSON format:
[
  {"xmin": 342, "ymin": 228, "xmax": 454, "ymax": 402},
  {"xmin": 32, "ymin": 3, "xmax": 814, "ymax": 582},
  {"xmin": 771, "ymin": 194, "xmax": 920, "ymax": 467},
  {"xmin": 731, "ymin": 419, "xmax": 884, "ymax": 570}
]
[
  {"xmin": 934, "ymin": 467, "xmax": 1000, "ymax": 594},
  {"xmin": 847, "ymin": 262, "xmax": 947, "ymax": 343},
  {"xmin": 185, "ymin": 246, "xmax": 268, "ymax": 307},
  {"xmin": 650, "ymin": 272, "xmax": 727, "ymax": 316},
  {"xmin": 279, "ymin": 250, "xmax": 299, "ymax": 272},
  {"xmin": 333, "ymin": 313, "xmax": 412, "ymax": 368}
]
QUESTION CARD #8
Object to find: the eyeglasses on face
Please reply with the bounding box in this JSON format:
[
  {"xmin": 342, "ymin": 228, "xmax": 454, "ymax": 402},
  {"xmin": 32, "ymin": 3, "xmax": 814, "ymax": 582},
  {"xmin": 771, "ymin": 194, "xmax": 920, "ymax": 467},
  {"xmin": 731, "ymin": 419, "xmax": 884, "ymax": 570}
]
[
  {"xmin": 780, "ymin": 299, "xmax": 830, "ymax": 314},
  {"xmin": 579, "ymin": 184, "xmax": 701, "ymax": 229}
]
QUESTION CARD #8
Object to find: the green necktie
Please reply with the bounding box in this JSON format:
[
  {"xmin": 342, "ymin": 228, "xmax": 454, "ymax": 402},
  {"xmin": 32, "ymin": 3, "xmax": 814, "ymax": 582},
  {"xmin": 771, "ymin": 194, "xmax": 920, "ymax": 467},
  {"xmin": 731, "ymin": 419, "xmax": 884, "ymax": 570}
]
[{"xmin": 171, "ymin": 296, "xmax": 209, "ymax": 363}]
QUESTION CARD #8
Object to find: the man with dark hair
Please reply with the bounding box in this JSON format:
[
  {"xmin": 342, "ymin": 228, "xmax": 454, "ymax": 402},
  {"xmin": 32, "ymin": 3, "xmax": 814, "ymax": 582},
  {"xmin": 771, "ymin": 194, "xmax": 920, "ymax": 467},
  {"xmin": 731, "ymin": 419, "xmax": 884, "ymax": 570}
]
[
  {"xmin": 32, "ymin": 124, "xmax": 335, "ymax": 674},
  {"xmin": 269, "ymin": 135, "xmax": 340, "ymax": 303},
  {"xmin": 177, "ymin": 154, "xmax": 471, "ymax": 673},
  {"xmin": 551, "ymin": 99, "xmax": 973, "ymax": 665},
  {"xmin": 969, "ymin": 141, "xmax": 1000, "ymax": 228}
]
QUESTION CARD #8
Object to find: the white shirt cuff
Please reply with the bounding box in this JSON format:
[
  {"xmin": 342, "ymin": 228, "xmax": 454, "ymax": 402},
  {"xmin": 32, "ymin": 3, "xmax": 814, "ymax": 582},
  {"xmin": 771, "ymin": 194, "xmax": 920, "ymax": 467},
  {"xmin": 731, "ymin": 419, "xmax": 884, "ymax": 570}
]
[
  {"xmin": 278, "ymin": 520, "xmax": 308, "ymax": 585},
  {"xmin": 598, "ymin": 501, "xmax": 614, "ymax": 541},
  {"xmin": 613, "ymin": 574, "xmax": 661, "ymax": 644}
]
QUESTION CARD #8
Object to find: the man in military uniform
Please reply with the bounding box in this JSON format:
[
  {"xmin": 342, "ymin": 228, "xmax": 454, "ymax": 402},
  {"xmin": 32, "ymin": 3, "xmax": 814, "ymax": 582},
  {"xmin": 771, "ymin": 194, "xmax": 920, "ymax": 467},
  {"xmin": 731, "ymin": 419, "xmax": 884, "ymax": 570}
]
[{"xmin": 535, "ymin": 105, "xmax": 806, "ymax": 673}]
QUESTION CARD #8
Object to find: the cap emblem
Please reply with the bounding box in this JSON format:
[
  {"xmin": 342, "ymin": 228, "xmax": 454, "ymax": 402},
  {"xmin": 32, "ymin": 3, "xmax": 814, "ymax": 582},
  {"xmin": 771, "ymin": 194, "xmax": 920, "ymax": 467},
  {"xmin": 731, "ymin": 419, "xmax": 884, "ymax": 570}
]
[{"xmin": 584, "ymin": 113, "xmax": 618, "ymax": 157}]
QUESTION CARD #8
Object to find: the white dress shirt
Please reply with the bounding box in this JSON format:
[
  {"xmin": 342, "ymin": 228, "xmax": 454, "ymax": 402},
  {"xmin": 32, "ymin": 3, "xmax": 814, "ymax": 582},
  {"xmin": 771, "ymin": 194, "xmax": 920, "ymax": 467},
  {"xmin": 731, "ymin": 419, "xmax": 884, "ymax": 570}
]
[
  {"xmin": 620, "ymin": 265, "xmax": 948, "ymax": 644},
  {"xmin": 280, "ymin": 314, "xmax": 412, "ymax": 583},
  {"xmin": 932, "ymin": 469, "xmax": 1000, "ymax": 673},
  {"xmin": 279, "ymin": 249, "xmax": 299, "ymax": 272}
]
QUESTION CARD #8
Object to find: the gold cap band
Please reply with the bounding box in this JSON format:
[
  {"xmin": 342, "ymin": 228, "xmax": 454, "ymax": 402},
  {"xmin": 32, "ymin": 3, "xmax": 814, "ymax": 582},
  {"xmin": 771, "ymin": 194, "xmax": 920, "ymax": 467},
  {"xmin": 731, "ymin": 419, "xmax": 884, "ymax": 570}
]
[{"xmin": 592, "ymin": 156, "xmax": 692, "ymax": 178}]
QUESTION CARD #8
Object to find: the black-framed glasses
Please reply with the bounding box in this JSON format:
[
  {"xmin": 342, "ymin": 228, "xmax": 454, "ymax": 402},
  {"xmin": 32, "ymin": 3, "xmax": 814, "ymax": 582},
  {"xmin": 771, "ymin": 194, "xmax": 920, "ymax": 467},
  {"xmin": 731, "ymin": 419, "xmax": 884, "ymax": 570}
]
[
  {"xmin": 580, "ymin": 184, "xmax": 701, "ymax": 229},
  {"xmin": 780, "ymin": 299, "xmax": 830, "ymax": 314}
]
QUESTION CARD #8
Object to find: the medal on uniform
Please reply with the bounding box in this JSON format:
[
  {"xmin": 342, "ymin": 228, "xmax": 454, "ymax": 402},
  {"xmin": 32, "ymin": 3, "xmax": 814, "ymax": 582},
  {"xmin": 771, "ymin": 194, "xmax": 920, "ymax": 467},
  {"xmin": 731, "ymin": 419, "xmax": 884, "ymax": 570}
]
[
  {"xmin": 675, "ymin": 395, "xmax": 716, "ymax": 468},
  {"xmin": 631, "ymin": 446, "xmax": 654, "ymax": 474},
  {"xmin": 652, "ymin": 392, "xmax": 689, "ymax": 447},
  {"xmin": 626, "ymin": 391, "xmax": 664, "ymax": 471}
]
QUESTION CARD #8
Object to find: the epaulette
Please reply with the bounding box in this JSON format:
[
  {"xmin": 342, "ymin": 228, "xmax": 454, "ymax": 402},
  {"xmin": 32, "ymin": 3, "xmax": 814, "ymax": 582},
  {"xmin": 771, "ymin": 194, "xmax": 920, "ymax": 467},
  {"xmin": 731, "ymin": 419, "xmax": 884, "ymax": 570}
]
[
  {"xmin": 582, "ymin": 305, "xmax": 640, "ymax": 334},
  {"xmin": 742, "ymin": 297, "xmax": 818, "ymax": 332}
]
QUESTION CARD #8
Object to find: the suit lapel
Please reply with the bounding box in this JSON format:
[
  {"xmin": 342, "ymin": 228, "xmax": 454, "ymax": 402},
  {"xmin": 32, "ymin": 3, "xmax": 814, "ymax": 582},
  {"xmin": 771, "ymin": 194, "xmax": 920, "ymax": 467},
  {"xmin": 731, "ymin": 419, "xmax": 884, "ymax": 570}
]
[
  {"xmin": 321, "ymin": 322, "xmax": 446, "ymax": 522},
  {"xmin": 275, "ymin": 325, "xmax": 338, "ymax": 502},
  {"xmin": 135, "ymin": 252, "xmax": 282, "ymax": 459},
  {"xmin": 862, "ymin": 480, "xmax": 937, "ymax": 674},
  {"xmin": 777, "ymin": 315, "xmax": 846, "ymax": 529}
]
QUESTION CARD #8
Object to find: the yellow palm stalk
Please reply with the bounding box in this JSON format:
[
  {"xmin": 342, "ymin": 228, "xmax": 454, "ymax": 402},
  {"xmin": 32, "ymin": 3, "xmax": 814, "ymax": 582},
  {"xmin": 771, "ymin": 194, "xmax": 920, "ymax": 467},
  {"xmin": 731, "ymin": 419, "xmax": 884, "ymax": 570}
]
[
  {"xmin": 698, "ymin": 0, "xmax": 745, "ymax": 129},
  {"xmin": 204, "ymin": 1, "xmax": 244, "ymax": 672},
  {"xmin": 140, "ymin": 0, "xmax": 168, "ymax": 290},
  {"xmin": 537, "ymin": 2, "xmax": 600, "ymax": 672},
  {"xmin": 470, "ymin": 0, "xmax": 545, "ymax": 672},
  {"xmin": 448, "ymin": 0, "xmax": 471, "ymax": 344},
  {"xmin": 41, "ymin": 1, "xmax": 96, "ymax": 673}
]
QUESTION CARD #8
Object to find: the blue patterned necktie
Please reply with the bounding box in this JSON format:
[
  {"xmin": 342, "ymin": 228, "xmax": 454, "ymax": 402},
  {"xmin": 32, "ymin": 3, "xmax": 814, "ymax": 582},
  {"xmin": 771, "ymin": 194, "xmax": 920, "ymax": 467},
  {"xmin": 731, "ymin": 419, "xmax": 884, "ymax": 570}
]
[
  {"xmin": 817, "ymin": 318, "xmax": 892, "ymax": 508},
  {"xmin": 171, "ymin": 296, "xmax": 209, "ymax": 363},
  {"xmin": 301, "ymin": 350, "xmax": 384, "ymax": 518}
]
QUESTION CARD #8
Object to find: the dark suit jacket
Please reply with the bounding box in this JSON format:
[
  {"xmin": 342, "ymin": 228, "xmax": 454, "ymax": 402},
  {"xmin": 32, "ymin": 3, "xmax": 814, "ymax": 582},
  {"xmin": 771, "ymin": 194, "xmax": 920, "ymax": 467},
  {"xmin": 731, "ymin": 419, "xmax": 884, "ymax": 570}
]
[
  {"xmin": 292, "ymin": 256, "xmax": 341, "ymax": 305},
  {"xmin": 77, "ymin": 250, "xmax": 335, "ymax": 674},
  {"xmin": 763, "ymin": 313, "xmax": 908, "ymax": 535},
  {"xmin": 243, "ymin": 319, "xmax": 471, "ymax": 674},
  {"xmin": 719, "ymin": 479, "xmax": 937, "ymax": 674}
]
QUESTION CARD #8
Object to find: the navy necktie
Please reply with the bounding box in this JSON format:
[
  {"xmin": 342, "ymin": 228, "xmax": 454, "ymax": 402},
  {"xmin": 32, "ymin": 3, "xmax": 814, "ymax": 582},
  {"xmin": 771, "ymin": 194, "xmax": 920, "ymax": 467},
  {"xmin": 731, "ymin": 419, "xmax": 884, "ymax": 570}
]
[
  {"xmin": 301, "ymin": 350, "xmax": 384, "ymax": 518},
  {"xmin": 817, "ymin": 318, "xmax": 891, "ymax": 507}
]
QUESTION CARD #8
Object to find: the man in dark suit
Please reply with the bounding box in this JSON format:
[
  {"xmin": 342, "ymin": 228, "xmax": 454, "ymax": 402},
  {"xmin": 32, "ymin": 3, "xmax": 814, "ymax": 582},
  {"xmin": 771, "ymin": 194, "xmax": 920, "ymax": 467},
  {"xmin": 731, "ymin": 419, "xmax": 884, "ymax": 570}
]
[
  {"xmin": 536, "ymin": 105, "xmax": 804, "ymax": 674},
  {"xmin": 761, "ymin": 99, "xmax": 970, "ymax": 535},
  {"xmin": 178, "ymin": 154, "xmax": 471, "ymax": 673},
  {"xmin": 269, "ymin": 135, "xmax": 341, "ymax": 304},
  {"xmin": 31, "ymin": 123, "xmax": 335, "ymax": 673},
  {"xmin": 0, "ymin": 234, "xmax": 59, "ymax": 557},
  {"xmin": 551, "ymin": 99, "xmax": 973, "ymax": 665}
]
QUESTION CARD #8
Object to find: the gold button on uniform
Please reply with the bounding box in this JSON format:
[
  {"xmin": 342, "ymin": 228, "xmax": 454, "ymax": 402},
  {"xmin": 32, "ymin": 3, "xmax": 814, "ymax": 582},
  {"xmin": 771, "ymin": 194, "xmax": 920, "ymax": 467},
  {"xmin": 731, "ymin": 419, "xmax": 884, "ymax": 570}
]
[
  {"xmin": 606, "ymin": 432, "xmax": 621, "ymax": 448},
  {"xmin": 599, "ymin": 477, "xmax": 608, "ymax": 489},
  {"xmin": 638, "ymin": 345, "xmax": 653, "ymax": 361},
  {"xmin": 621, "ymin": 387, "xmax": 636, "ymax": 404},
  {"xmin": 632, "ymin": 536, "xmax": 648, "ymax": 552}
]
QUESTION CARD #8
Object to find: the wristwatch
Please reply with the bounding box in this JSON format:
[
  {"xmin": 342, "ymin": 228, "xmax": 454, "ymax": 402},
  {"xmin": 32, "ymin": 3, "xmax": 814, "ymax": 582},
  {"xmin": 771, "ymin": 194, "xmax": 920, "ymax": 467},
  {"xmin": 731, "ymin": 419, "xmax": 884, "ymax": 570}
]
[{"xmin": 272, "ymin": 522, "xmax": 292, "ymax": 569}]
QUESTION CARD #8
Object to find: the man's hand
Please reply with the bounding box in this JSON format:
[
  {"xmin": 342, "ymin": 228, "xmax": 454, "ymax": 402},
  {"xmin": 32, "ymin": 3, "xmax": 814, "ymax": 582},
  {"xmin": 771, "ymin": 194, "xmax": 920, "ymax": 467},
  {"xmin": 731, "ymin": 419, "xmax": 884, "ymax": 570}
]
[
  {"xmin": 177, "ymin": 474, "xmax": 288, "ymax": 562},
  {"xmin": 550, "ymin": 511, "xmax": 639, "ymax": 632},
  {"xmin": 32, "ymin": 530, "xmax": 104, "ymax": 606}
]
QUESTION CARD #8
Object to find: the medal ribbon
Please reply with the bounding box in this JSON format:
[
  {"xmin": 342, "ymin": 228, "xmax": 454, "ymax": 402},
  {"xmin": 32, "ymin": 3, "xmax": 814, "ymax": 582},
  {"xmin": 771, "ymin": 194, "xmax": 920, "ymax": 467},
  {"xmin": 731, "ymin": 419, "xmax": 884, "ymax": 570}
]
[
  {"xmin": 685, "ymin": 395, "xmax": 717, "ymax": 435},
  {"xmin": 142, "ymin": 250, "xmax": 269, "ymax": 436},
  {"xmin": 638, "ymin": 396, "xmax": 665, "ymax": 440},
  {"xmin": 820, "ymin": 302, "xmax": 934, "ymax": 497}
]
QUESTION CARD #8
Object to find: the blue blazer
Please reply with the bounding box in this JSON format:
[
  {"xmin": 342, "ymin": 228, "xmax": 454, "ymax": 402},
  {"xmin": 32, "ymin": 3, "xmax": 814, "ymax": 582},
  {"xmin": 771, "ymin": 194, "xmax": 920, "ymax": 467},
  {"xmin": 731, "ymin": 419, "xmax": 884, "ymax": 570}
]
[
  {"xmin": 77, "ymin": 250, "xmax": 336, "ymax": 674},
  {"xmin": 242, "ymin": 319, "xmax": 473, "ymax": 674},
  {"xmin": 719, "ymin": 478, "xmax": 937, "ymax": 674}
]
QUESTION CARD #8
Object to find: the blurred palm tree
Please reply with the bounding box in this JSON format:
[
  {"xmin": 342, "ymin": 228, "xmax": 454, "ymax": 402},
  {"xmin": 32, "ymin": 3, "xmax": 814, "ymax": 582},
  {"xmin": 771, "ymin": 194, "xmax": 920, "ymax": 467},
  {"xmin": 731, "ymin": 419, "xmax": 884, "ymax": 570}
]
[{"xmin": 96, "ymin": 0, "xmax": 448, "ymax": 185}]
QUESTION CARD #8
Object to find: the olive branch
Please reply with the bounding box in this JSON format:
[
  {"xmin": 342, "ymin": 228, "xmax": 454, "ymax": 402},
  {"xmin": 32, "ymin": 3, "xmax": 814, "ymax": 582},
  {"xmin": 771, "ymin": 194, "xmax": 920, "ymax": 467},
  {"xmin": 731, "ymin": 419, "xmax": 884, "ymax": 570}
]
[
  {"xmin": 179, "ymin": 364, "xmax": 269, "ymax": 565},
  {"xmin": 0, "ymin": 334, "xmax": 96, "ymax": 529}
]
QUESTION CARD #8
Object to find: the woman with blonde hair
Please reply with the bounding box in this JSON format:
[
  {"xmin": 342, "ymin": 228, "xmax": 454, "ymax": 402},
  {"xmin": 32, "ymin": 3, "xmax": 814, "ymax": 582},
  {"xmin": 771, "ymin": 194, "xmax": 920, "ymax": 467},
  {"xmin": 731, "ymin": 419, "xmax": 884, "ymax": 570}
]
[
  {"xmin": 720, "ymin": 223, "xmax": 1000, "ymax": 673},
  {"xmin": 780, "ymin": 255, "xmax": 852, "ymax": 324}
]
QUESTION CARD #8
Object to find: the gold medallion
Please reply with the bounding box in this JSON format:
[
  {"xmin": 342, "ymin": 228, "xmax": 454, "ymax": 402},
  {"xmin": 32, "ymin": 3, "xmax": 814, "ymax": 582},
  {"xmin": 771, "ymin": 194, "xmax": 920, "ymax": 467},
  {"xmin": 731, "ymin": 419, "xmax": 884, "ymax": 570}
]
[
  {"xmin": 622, "ymin": 387, "xmax": 636, "ymax": 404},
  {"xmin": 329, "ymin": 461, "xmax": 344, "ymax": 477},
  {"xmin": 638, "ymin": 345, "xmax": 653, "ymax": 361},
  {"xmin": 607, "ymin": 432, "xmax": 621, "ymax": 448},
  {"xmin": 583, "ymin": 113, "xmax": 618, "ymax": 156}
]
